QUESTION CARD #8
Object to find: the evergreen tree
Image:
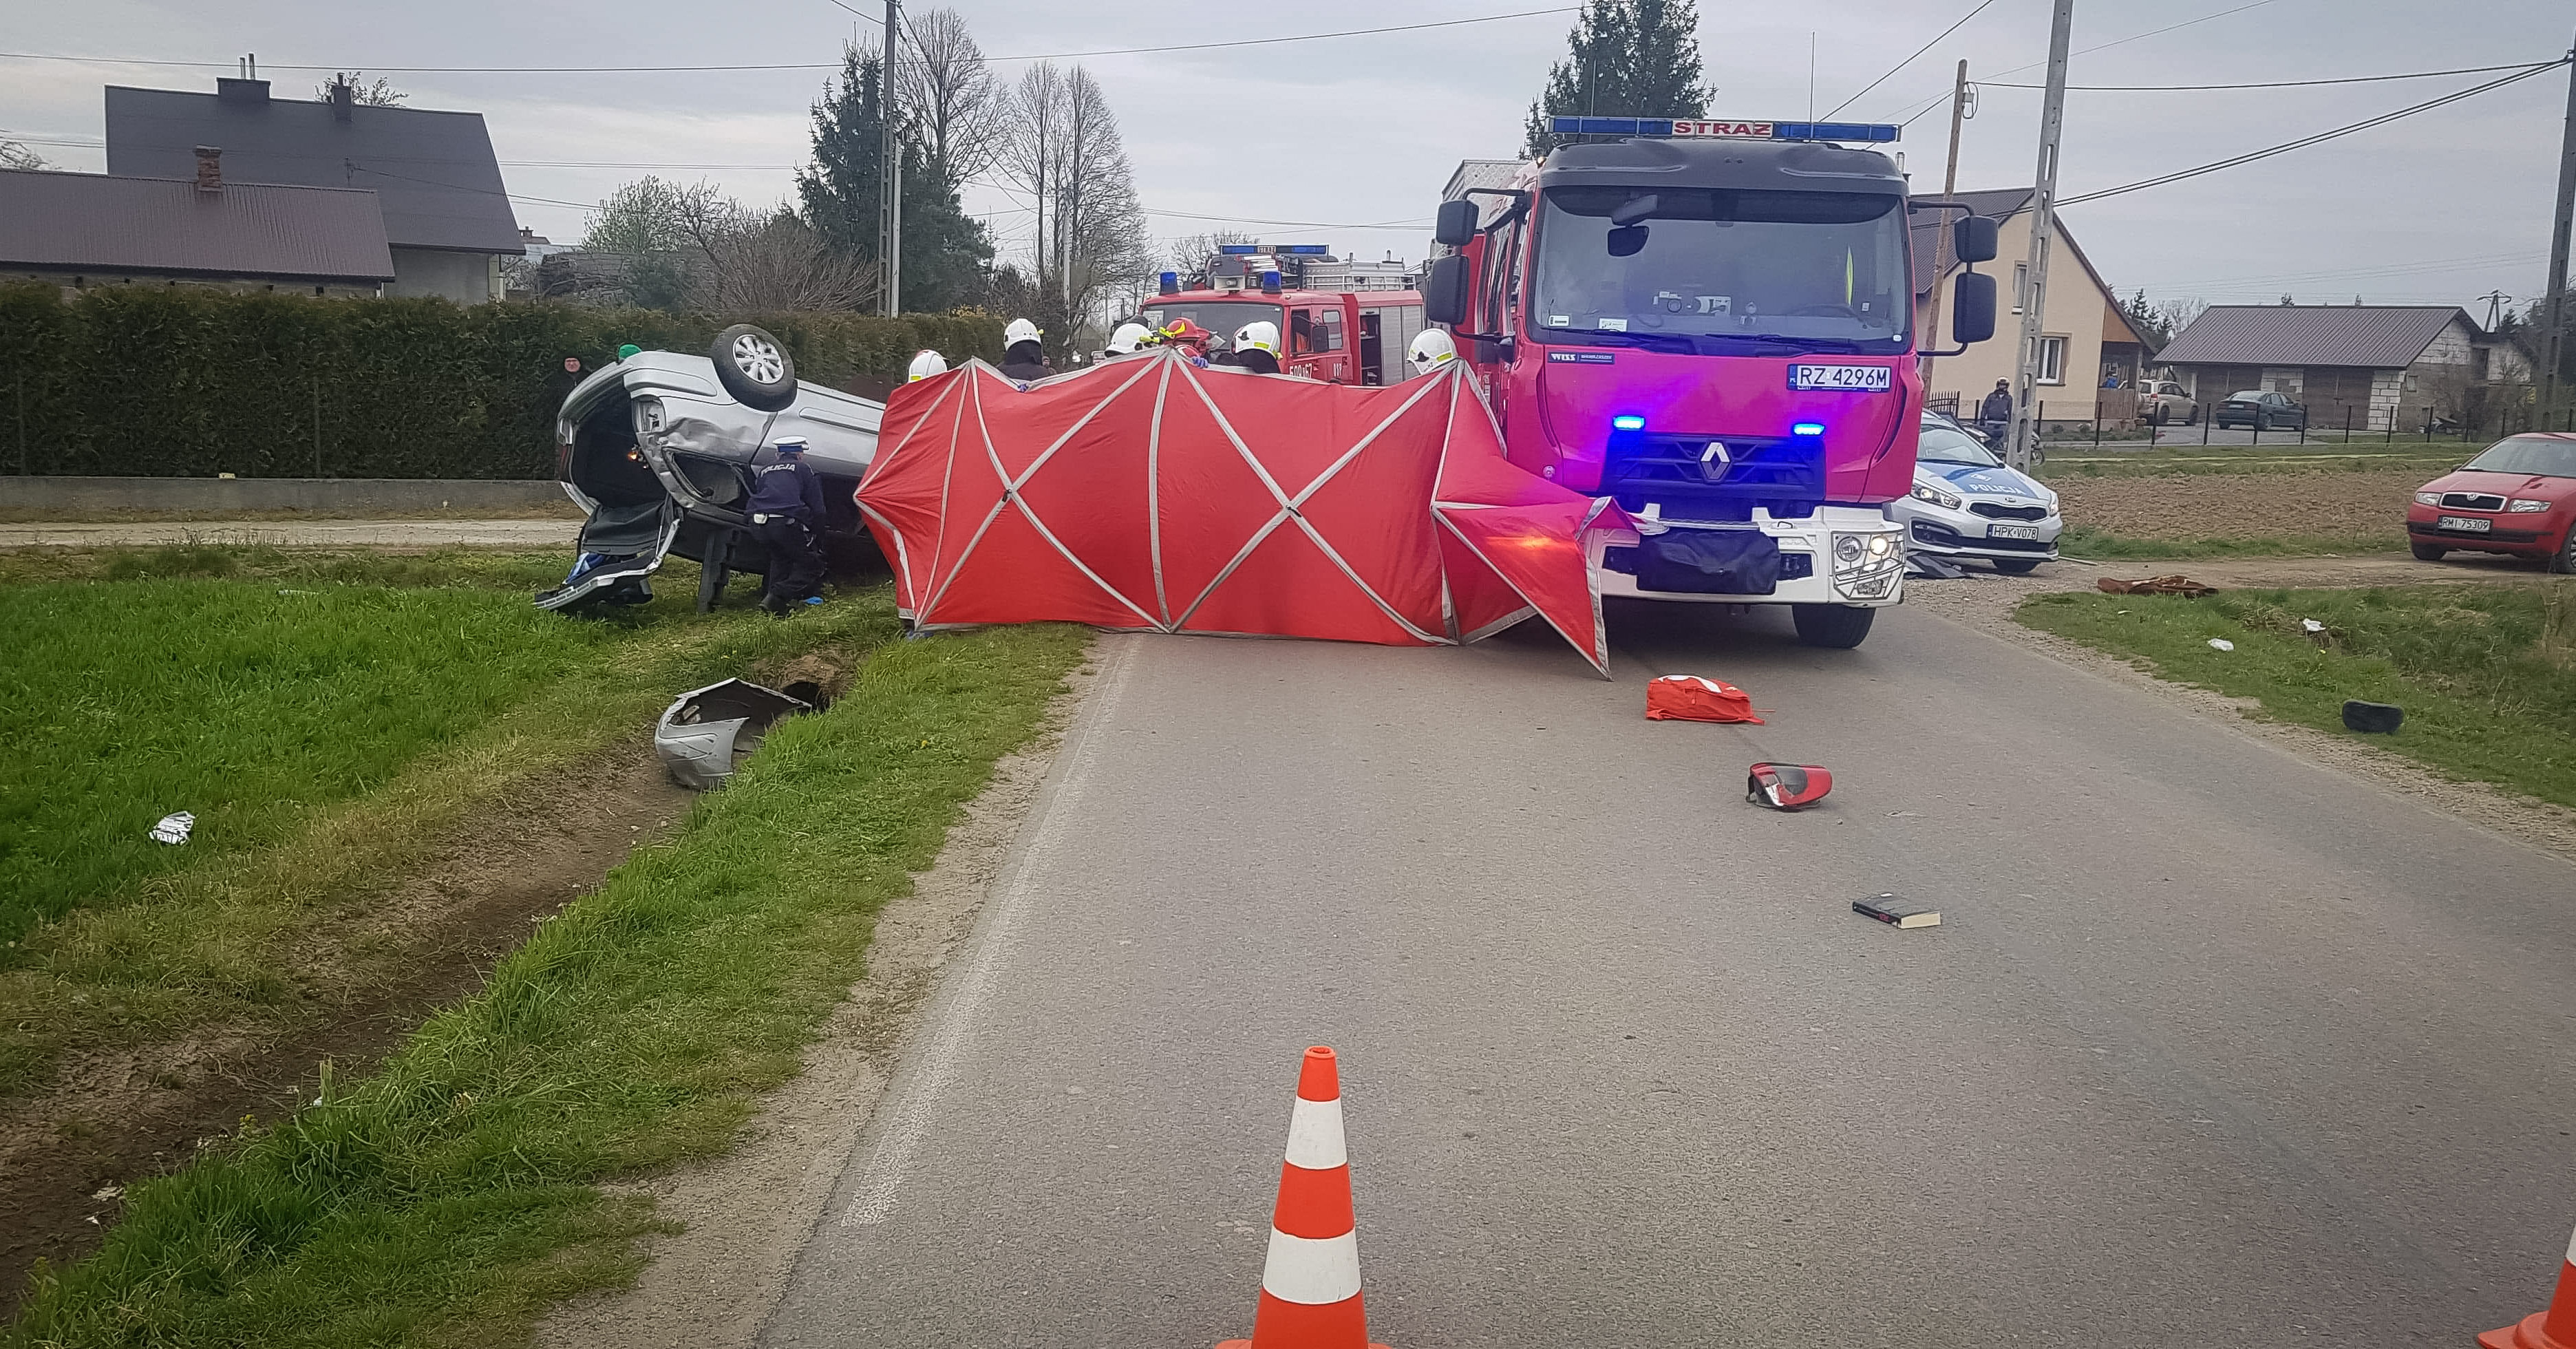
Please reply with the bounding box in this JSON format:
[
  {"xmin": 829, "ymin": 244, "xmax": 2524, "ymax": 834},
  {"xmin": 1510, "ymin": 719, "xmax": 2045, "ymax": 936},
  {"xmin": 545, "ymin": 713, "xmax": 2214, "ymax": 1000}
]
[
  {"xmin": 796, "ymin": 42, "xmax": 996, "ymax": 312},
  {"xmin": 1523, "ymin": 0, "xmax": 1712, "ymax": 156},
  {"xmin": 2122, "ymin": 288, "xmax": 2172, "ymax": 348}
]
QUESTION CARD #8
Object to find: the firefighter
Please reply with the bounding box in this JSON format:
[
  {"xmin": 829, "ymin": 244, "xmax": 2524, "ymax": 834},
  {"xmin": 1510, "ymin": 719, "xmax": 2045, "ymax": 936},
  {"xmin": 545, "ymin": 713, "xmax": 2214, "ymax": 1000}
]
[
  {"xmin": 747, "ymin": 436, "xmax": 827, "ymax": 615},
  {"xmin": 907, "ymin": 349, "xmax": 948, "ymax": 381},
  {"xmin": 1407, "ymin": 328, "xmax": 1458, "ymax": 376},
  {"xmin": 1105, "ymin": 322, "xmax": 1151, "ymax": 357},
  {"xmin": 1231, "ymin": 320, "xmax": 1284, "ymax": 375},
  {"xmin": 1000, "ymin": 318, "xmax": 1053, "ymax": 383}
]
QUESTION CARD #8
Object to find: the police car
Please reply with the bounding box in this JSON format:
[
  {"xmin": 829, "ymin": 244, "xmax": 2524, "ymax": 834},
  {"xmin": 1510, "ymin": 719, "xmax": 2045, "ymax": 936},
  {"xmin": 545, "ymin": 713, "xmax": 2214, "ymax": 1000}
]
[{"xmin": 1886, "ymin": 412, "xmax": 2062, "ymax": 573}]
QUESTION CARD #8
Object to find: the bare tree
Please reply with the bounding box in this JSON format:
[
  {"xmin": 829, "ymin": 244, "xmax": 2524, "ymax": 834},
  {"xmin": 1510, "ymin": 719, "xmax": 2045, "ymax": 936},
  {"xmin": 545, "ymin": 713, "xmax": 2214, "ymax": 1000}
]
[
  {"xmin": 0, "ymin": 133, "xmax": 47, "ymax": 171},
  {"xmin": 315, "ymin": 73, "xmax": 407, "ymax": 106},
  {"xmin": 897, "ymin": 8, "xmax": 1002, "ymax": 187},
  {"xmin": 680, "ymin": 198, "xmax": 877, "ymax": 312},
  {"xmin": 2155, "ymin": 295, "xmax": 2210, "ymax": 339},
  {"xmin": 998, "ymin": 63, "xmax": 1152, "ymax": 355},
  {"xmin": 1164, "ymin": 230, "xmax": 1255, "ymax": 286}
]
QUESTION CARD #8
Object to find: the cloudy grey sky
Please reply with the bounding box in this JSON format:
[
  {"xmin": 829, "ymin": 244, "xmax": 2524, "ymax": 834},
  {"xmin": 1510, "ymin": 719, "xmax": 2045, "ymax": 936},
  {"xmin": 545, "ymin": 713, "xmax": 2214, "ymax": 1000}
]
[{"xmin": 5, "ymin": 1, "xmax": 2569, "ymax": 318}]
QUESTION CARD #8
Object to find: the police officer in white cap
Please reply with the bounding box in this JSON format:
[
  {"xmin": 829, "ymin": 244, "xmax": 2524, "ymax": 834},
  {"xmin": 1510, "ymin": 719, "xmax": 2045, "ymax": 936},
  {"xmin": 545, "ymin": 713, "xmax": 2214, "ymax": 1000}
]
[
  {"xmin": 906, "ymin": 349, "xmax": 948, "ymax": 382},
  {"xmin": 1231, "ymin": 320, "xmax": 1284, "ymax": 375},
  {"xmin": 1000, "ymin": 318, "xmax": 1052, "ymax": 383},
  {"xmin": 1407, "ymin": 329, "xmax": 1458, "ymax": 377}
]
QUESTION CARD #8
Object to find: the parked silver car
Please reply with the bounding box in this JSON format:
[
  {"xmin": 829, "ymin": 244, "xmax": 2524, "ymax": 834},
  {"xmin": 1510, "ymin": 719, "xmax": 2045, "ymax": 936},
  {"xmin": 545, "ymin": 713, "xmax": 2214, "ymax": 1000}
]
[
  {"xmin": 539, "ymin": 325, "xmax": 884, "ymax": 612},
  {"xmin": 1886, "ymin": 413, "xmax": 2063, "ymax": 573}
]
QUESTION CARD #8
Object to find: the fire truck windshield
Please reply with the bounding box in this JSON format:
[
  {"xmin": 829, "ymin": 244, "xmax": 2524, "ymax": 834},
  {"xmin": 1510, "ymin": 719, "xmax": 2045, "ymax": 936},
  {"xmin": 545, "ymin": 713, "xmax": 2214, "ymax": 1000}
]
[
  {"xmin": 1136, "ymin": 300, "xmax": 1287, "ymax": 347},
  {"xmin": 1530, "ymin": 187, "xmax": 1909, "ymax": 354}
]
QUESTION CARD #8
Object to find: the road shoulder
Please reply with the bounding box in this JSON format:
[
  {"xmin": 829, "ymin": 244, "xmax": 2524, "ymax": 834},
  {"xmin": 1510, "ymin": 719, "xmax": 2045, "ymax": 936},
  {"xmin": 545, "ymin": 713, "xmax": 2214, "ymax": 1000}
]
[
  {"xmin": 1904, "ymin": 564, "xmax": 2576, "ymax": 866},
  {"xmin": 535, "ymin": 644, "xmax": 1106, "ymax": 1349}
]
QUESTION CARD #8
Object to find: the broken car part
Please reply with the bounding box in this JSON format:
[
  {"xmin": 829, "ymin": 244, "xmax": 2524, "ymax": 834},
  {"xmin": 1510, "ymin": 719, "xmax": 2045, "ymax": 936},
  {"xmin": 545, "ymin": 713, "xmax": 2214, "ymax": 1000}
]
[
  {"xmin": 1747, "ymin": 763, "xmax": 1833, "ymax": 810},
  {"xmin": 652, "ymin": 679, "xmax": 816, "ymax": 790}
]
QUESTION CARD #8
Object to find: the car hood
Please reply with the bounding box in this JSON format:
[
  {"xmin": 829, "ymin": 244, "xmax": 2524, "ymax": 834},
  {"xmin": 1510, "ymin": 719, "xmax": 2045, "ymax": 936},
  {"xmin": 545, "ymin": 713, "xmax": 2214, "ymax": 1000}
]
[
  {"xmin": 2420, "ymin": 469, "xmax": 2572, "ymax": 498},
  {"xmin": 1922, "ymin": 460, "xmax": 2053, "ymax": 501}
]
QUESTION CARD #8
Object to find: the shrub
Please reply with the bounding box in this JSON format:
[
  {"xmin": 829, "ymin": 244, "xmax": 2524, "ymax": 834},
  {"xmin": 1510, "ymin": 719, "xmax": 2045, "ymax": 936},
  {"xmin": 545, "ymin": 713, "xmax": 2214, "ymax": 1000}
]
[{"xmin": 0, "ymin": 285, "xmax": 1002, "ymax": 479}]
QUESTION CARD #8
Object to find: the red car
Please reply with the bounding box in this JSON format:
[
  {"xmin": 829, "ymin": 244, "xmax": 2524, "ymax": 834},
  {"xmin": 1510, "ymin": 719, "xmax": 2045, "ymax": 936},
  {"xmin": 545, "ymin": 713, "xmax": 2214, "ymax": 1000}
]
[{"xmin": 2407, "ymin": 433, "xmax": 2576, "ymax": 572}]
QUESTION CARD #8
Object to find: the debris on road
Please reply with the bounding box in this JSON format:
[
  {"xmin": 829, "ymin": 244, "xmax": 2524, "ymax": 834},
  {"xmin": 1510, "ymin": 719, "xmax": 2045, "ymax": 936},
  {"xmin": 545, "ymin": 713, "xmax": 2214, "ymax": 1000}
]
[
  {"xmin": 1747, "ymin": 763, "xmax": 1834, "ymax": 810},
  {"xmin": 2098, "ymin": 575, "xmax": 2218, "ymax": 597},
  {"xmin": 2208, "ymin": 638, "xmax": 2236, "ymax": 652},
  {"xmin": 653, "ymin": 679, "xmax": 816, "ymax": 790},
  {"xmin": 2343, "ymin": 700, "xmax": 2405, "ymax": 734},
  {"xmin": 1646, "ymin": 674, "xmax": 1763, "ymax": 723},
  {"xmin": 1904, "ymin": 552, "xmax": 1972, "ymax": 580},
  {"xmin": 147, "ymin": 811, "xmax": 195, "ymax": 845},
  {"xmin": 1854, "ymin": 893, "xmax": 1940, "ymax": 928},
  {"xmin": 1216, "ymin": 1046, "xmax": 1390, "ymax": 1349}
]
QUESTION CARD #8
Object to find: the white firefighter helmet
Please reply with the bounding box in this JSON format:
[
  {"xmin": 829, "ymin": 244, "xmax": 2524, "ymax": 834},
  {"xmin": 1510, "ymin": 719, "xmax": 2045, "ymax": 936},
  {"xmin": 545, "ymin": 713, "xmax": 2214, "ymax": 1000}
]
[
  {"xmin": 1003, "ymin": 317, "xmax": 1043, "ymax": 348},
  {"xmin": 1407, "ymin": 328, "xmax": 1458, "ymax": 374},
  {"xmin": 1106, "ymin": 322, "xmax": 1150, "ymax": 355},
  {"xmin": 906, "ymin": 349, "xmax": 948, "ymax": 381},
  {"xmin": 1233, "ymin": 320, "xmax": 1282, "ymax": 359}
]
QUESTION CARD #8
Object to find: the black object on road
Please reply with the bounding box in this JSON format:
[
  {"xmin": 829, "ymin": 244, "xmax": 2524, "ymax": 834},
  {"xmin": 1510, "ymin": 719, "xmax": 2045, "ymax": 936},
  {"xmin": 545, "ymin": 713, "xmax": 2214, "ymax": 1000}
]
[
  {"xmin": 1854, "ymin": 894, "xmax": 1941, "ymax": 928},
  {"xmin": 2342, "ymin": 700, "xmax": 2404, "ymax": 734},
  {"xmin": 1747, "ymin": 763, "xmax": 1833, "ymax": 810}
]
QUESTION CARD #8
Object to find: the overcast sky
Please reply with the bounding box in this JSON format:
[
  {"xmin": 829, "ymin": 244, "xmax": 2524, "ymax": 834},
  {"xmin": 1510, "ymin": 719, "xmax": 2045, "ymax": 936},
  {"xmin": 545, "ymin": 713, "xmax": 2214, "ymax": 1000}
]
[{"xmin": 5, "ymin": 1, "xmax": 2570, "ymax": 319}]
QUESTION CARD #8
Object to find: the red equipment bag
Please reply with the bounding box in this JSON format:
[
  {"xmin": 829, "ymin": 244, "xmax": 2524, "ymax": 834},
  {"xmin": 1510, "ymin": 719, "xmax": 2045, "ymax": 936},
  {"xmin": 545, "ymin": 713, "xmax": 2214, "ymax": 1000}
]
[
  {"xmin": 1645, "ymin": 674, "xmax": 1764, "ymax": 724},
  {"xmin": 1747, "ymin": 763, "xmax": 1833, "ymax": 810}
]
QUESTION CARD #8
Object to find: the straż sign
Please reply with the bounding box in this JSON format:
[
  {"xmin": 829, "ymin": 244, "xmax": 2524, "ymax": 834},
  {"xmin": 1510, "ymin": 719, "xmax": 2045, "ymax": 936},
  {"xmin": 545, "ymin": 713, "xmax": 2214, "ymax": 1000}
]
[{"xmin": 1670, "ymin": 120, "xmax": 1775, "ymax": 138}]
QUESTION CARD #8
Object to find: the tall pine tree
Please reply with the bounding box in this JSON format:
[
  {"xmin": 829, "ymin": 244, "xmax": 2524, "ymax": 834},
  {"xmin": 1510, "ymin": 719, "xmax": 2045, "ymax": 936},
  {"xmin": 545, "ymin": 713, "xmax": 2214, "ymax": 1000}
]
[
  {"xmin": 796, "ymin": 42, "xmax": 994, "ymax": 312},
  {"xmin": 1524, "ymin": 0, "xmax": 1713, "ymax": 156}
]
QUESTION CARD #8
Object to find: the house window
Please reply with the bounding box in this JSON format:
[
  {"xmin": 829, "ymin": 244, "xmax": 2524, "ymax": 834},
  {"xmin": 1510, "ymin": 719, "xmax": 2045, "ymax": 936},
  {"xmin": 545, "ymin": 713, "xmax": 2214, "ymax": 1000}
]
[
  {"xmin": 2013, "ymin": 262, "xmax": 2029, "ymax": 313},
  {"xmin": 2037, "ymin": 335, "xmax": 2067, "ymax": 385}
]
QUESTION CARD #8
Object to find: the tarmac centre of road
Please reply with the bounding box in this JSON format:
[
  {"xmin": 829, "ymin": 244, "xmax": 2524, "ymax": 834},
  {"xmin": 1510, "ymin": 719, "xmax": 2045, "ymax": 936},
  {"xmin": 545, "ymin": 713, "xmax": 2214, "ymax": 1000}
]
[{"xmin": 741, "ymin": 597, "xmax": 2576, "ymax": 1347}]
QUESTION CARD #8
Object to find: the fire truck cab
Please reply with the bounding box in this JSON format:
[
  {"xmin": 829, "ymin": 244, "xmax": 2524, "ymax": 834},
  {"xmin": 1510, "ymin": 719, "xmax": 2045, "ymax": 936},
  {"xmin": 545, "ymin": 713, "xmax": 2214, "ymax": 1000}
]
[
  {"xmin": 1425, "ymin": 118, "xmax": 2000, "ymax": 647},
  {"xmin": 1135, "ymin": 244, "xmax": 1427, "ymax": 385}
]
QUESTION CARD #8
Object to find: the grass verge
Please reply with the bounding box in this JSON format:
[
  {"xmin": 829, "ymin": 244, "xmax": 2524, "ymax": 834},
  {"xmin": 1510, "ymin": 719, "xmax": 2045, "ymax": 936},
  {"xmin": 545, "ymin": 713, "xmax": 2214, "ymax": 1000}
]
[
  {"xmin": 0, "ymin": 549, "xmax": 887, "ymax": 1100},
  {"xmin": 2054, "ymin": 525, "xmax": 2401, "ymax": 561},
  {"xmin": 6, "ymin": 619, "xmax": 1090, "ymax": 1347},
  {"xmin": 2018, "ymin": 581, "xmax": 2576, "ymax": 807},
  {"xmin": 2039, "ymin": 446, "xmax": 2471, "ymax": 480}
]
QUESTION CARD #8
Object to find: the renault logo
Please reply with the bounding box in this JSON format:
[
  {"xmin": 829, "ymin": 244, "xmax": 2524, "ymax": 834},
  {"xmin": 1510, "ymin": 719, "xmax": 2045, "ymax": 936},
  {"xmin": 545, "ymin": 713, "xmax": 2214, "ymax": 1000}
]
[{"xmin": 1699, "ymin": 440, "xmax": 1732, "ymax": 482}]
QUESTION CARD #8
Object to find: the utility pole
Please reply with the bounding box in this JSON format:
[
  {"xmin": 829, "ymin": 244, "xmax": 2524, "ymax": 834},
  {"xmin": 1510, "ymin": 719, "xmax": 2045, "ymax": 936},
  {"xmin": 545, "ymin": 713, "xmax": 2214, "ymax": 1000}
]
[
  {"xmin": 1924, "ymin": 59, "xmax": 1971, "ymax": 385},
  {"xmin": 2008, "ymin": 0, "xmax": 2075, "ymax": 472},
  {"xmin": 2479, "ymin": 289, "xmax": 2513, "ymax": 331},
  {"xmin": 2541, "ymin": 30, "xmax": 2575, "ymax": 415},
  {"xmin": 880, "ymin": 0, "xmax": 903, "ymax": 317}
]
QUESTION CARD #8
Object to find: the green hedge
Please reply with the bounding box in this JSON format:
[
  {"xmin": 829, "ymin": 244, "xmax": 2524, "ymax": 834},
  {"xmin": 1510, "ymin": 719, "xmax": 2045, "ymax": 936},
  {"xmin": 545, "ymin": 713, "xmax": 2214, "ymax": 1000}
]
[{"xmin": 0, "ymin": 285, "xmax": 1003, "ymax": 479}]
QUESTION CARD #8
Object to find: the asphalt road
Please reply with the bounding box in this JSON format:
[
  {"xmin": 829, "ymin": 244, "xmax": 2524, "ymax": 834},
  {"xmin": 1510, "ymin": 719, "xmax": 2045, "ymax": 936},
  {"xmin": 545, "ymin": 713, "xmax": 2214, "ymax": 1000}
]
[{"xmin": 760, "ymin": 599, "xmax": 2576, "ymax": 1346}]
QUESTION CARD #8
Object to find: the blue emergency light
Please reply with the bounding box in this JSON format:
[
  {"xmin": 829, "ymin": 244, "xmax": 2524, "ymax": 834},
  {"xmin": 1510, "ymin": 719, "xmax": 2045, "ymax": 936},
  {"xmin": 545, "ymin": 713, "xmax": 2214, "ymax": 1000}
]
[
  {"xmin": 1793, "ymin": 422, "xmax": 1827, "ymax": 437},
  {"xmin": 1217, "ymin": 244, "xmax": 1261, "ymax": 255},
  {"xmin": 1546, "ymin": 115, "xmax": 1899, "ymax": 144},
  {"xmin": 1611, "ymin": 414, "xmax": 1646, "ymax": 432},
  {"xmin": 1277, "ymin": 244, "xmax": 1332, "ymax": 255},
  {"xmin": 1158, "ymin": 270, "xmax": 1179, "ymax": 295}
]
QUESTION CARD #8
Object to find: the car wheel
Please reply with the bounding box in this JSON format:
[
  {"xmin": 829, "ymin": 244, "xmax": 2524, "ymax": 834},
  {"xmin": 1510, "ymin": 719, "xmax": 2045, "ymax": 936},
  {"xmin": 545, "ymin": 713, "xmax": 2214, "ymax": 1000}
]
[
  {"xmin": 1992, "ymin": 558, "xmax": 2043, "ymax": 575},
  {"xmin": 2551, "ymin": 528, "xmax": 2575, "ymax": 575},
  {"xmin": 1791, "ymin": 604, "xmax": 1877, "ymax": 648},
  {"xmin": 2410, "ymin": 542, "xmax": 2448, "ymax": 562},
  {"xmin": 710, "ymin": 323, "xmax": 798, "ymax": 412}
]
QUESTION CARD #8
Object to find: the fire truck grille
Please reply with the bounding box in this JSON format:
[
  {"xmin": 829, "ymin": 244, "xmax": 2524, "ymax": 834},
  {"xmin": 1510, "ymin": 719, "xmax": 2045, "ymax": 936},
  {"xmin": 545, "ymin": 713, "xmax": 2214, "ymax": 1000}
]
[{"xmin": 1608, "ymin": 434, "xmax": 1821, "ymax": 516}]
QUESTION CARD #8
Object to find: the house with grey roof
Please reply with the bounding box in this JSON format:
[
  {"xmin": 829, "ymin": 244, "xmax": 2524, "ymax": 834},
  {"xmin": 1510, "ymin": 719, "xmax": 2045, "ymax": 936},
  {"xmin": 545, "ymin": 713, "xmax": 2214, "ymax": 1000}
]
[
  {"xmin": 1908, "ymin": 187, "xmax": 2153, "ymax": 421},
  {"xmin": 105, "ymin": 76, "xmax": 522, "ymax": 303},
  {"xmin": 0, "ymin": 158, "xmax": 394, "ymax": 297},
  {"xmin": 2157, "ymin": 306, "xmax": 2528, "ymax": 432}
]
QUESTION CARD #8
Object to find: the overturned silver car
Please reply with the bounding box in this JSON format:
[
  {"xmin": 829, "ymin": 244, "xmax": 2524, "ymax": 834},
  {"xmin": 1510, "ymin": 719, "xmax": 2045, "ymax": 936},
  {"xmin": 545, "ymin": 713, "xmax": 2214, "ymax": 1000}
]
[{"xmin": 539, "ymin": 323, "xmax": 884, "ymax": 611}]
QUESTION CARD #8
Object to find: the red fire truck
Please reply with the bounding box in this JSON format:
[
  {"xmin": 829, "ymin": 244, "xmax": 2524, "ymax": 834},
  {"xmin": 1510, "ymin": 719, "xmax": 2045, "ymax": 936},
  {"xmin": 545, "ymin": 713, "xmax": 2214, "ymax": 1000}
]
[
  {"xmin": 1424, "ymin": 116, "xmax": 2001, "ymax": 647},
  {"xmin": 1134, "ymin": 244, "xmax": 1427, "ymax": 385}
]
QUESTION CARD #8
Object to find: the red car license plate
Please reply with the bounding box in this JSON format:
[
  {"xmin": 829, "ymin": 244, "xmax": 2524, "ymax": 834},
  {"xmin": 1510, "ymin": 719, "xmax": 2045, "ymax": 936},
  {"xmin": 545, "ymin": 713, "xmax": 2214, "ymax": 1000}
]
[{"xmin": 2436, "ymin": 515, "xmax": 2492, "ymax": 532}]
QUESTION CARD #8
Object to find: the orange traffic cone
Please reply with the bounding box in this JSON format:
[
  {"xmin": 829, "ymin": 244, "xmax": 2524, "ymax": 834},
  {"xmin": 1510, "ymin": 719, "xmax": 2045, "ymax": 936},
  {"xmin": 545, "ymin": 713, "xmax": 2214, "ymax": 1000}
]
[
  {"xmin": 2482, "ymin": 1226, "xmax": 2576, "ymax": 1349},
  {"xmin": 1217, "ymin": 1046, "xmax": 1391, "ymax": 1349}
]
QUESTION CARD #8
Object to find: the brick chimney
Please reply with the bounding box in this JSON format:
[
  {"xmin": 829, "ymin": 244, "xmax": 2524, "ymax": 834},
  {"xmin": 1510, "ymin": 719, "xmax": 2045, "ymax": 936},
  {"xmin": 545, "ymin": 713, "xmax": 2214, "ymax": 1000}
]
[
  {"xmin": 330, "ymin": 77, "xmax": 354, "ymax": 122},
  {"xmin": 194, "ymin": 146, "xmax": 222, "ymax": 193}
]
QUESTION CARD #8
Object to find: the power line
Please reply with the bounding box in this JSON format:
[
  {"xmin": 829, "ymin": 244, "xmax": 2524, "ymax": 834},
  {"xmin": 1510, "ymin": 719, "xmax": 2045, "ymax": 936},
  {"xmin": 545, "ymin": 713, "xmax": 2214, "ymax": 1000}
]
[
  {"xmin": 0, "ymin": 9, "xmax": 1576, "ymax": 76},
  {"xmin": 1890, "ymin": 0, "xmax": 2285, "ymax": 124},
  {"xmin": 1981, "ymin": 61, "xmax": 2546, "ymax": 92},
  {"xmin": 2056, "ymin": 61, "xmax": 2567, "ymax": 206},
  {"xmin": 1822, "ymin": 0, "xmax": 1997, "ymax": 120}
]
